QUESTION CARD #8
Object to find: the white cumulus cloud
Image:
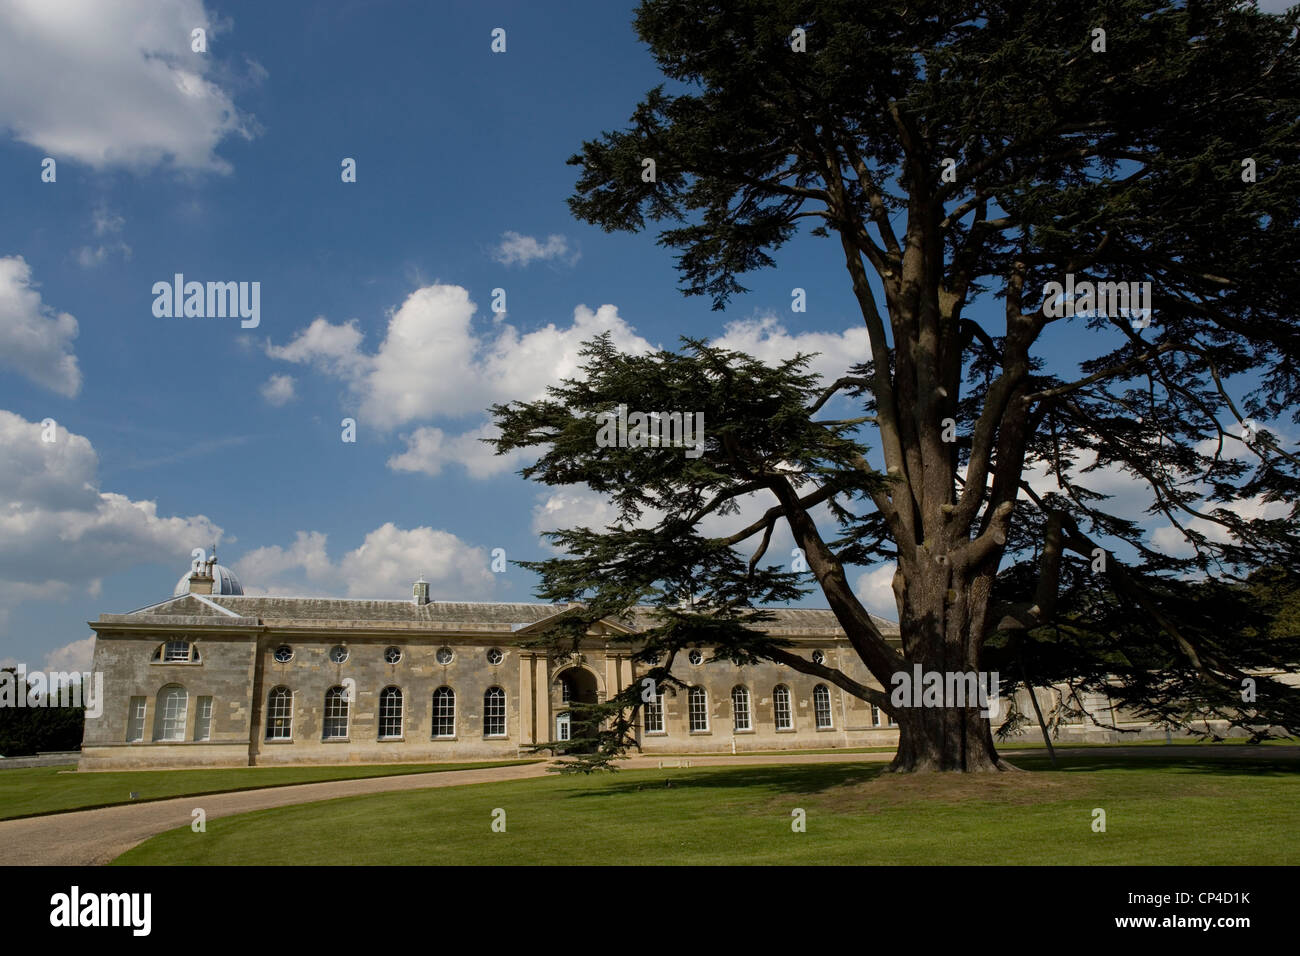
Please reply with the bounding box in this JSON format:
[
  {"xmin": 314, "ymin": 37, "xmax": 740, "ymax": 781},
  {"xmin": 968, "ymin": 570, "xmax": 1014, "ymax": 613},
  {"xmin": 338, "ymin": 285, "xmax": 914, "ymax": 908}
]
[
  {"xmin": 267, "ymin": 286, "xmax": 654, "ymax": 475},
  {"xmin": 233, "ymin": 524, "xmax": 495, "ymax": 600},
  {"xmin": 713, "ymin": 314, "xmax": 872, "ymax": 386},
  {"xmin": 853, "ymin": 564, "xmax": 897, "ymax": 619},
  {"xmin": 0, "ymin": 0, "xmax": 258, "ymax": 172},
  {"xmin": 0, "ymin": 409, "xmax": 222, "ymax": 637},
  {"xmin": 0, "ymin": 255, "xmax": 82, "ymax": 396},
  {"xmin": 43, "ymin": 635, "xmax": 96, "ymax": 673}
]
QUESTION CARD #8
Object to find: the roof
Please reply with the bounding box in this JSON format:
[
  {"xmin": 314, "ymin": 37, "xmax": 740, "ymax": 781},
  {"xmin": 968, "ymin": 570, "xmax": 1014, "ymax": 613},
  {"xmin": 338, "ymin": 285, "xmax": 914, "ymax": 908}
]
[
  {"xmin": 174, "ymin": 564, "xmax": 244, "ymax": 597},
  {"xmin": 93, "ymin": 594, "xmax": 899, "ymax": 638}
]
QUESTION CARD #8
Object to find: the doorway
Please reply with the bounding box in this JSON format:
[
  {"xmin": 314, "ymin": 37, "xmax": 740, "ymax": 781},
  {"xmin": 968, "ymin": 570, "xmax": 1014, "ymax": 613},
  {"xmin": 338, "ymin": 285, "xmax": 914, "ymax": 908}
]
[{"xmin": 554, "ymin": 667, "xmax": 599, "ymax": 753}]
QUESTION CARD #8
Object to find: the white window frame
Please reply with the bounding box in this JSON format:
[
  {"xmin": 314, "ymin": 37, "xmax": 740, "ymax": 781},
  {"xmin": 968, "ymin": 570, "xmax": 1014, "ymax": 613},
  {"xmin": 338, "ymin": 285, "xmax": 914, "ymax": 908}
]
[
  {"xmin": 731, "ymin": 685, "xmax": 752, "ymax": 732},
  {"xmin": 814, "ymin": 684, "xmax": 833, "ymax": 729},
  {"xmin": 483, "ymin": 686, "xmax": 507, "ymax": 737},
  {"xmin": 194, "ymin": 695, "xmax": 214, "ymax": 741},
  {"xmin": 432, "ymin": 686, "xmax": 456, "ymax": 738},
  {"xmin": 643, "ymin": 690, "xmax": 665, "ymax": 734},
  {"xmin": 773, "ymin": 684, "xmax": 793, "ymax": 731},
  {"xmin": 265, "ymin": 687, "xmax": 293, "ymax": 741},
  {"xmin": 556, "ymin": 712, "xmax": 571, "ymax": 741},
  {"xmin": 323, "ymin": 686, "xmax": 350, "ymax": 740},
  {"xmin": 126, "ymin": 696, "xmax": 146, "ymax": 742},
  {"xmin": 154, "ymin": 640, "xmax": 199, "ymax": 664},
  {"xmin": 154, "ymin": 685, "xmax": 188, "ymax": 741},
  {"xmin": 378, "ymin": 686, "xmax": 404, "ymax": 739},
  {"xmin": 688, "ymin": 686, "xmax": 709, "ymax": 733}
]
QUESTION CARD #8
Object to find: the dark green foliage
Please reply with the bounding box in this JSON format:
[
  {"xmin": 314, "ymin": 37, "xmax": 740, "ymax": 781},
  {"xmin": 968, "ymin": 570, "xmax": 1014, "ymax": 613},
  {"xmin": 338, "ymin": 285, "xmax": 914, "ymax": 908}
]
[
  {"xmin": 0, "ymin": 669, "xmax": 85, "ymax": 757},
  {"xmin": 495, "ymin": 1, "xmax": 1300, "ymax": 771}
]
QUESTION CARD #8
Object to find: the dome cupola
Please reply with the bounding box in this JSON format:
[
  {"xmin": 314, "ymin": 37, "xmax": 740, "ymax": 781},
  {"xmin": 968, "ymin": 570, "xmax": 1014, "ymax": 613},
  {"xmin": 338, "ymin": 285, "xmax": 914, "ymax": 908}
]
[{"xmin": 174, "ymin": 546, "xmax": 244, "ymax": 597}]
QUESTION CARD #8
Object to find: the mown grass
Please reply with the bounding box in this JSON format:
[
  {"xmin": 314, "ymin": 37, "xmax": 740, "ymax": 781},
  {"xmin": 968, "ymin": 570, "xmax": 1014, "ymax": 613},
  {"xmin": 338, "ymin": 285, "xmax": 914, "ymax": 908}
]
[
  {"xmin": 0, "ymin": 760, "xmax": 539, "ymax": 820},
  {"xmin": 662, "ymin": 737, "xmax": 1296, "ymax": 756},
  {"xmin": 114, "ymin": 751, "xmax": 1300, "ymax": 865}
]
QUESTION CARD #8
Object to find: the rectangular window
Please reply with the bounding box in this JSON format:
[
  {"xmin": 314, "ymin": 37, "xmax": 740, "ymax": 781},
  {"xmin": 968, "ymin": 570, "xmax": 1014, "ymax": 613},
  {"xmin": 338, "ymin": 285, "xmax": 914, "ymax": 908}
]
[
  {"xmin": 266, "ymin": 690, "xmax": 293, "ymax": 740},
  {"xmin": 378, "ymin": 690, "xmax": 403, "ymax": 739},
  {"xmin": 126, "ymin": 697, "xmax": 146, "ymax": 742},
  {"xmin": 872, "ymin": 705, "xmax": 895, "ymax": 727},
  {"xmin": 324, "ymin": 691, "xmax": 349, "ymax": 739},
  {"xmin": 814, "ymin": 687, "xmax": 833, "ymax": 729},
  {"xmin": 157, "ymin": 688, "xmax": 189, "ymax": 741},
  {"xmin": 644, "ymin": 692, "xmax": 664, "ymax": 733},
  {"xmin": 432, "ymin": 691, "xmax": 455, "ymax": 738},
  {"xmin": 483, "ymin": 689, "xmax": 506, "ymax": 737},
  {"xmin": 774, "ymin": 687, "xmax": 792, "ymax": 730},
  {"xmin": 163, "ymin": 641, "xmax": 191, "ymax": 662},
  {"xmin": 688, "ymin": 688, "xmax": 709, "ymax": 732},
  {"xmin": 732, "ymin": 689, "xmax": 751, "ymax": 731},
  {"xmin": 193, "ymin": 696, "xmax": 213, "ymax": 741}
]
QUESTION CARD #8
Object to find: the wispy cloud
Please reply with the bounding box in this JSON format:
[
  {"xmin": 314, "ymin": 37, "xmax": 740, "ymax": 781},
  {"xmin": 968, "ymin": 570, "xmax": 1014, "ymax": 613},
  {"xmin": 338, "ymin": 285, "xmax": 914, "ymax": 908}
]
[{"xmin": 491, "ymin": 231, "xmax": 580, "ymax": 267}]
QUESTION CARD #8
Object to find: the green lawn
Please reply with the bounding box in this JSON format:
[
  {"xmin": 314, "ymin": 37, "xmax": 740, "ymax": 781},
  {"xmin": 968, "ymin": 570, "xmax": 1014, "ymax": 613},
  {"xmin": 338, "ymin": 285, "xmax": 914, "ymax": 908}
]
[
  {"xmin": 0, "ymin": 760, "xmax": 539, "ymax": 821},
  {"xmin": 114, "ymin": 751, "xmax": 1300, "ymax": 865},
  {"xmin": 654, "ymin": 736, "xmax": 1294, "ymax": 757}
]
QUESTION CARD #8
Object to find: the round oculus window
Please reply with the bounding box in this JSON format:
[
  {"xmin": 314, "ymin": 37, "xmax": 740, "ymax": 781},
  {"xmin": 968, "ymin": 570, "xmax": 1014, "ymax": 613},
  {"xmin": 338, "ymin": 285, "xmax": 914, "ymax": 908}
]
[
  {"xmin": 384, "ymin": 646, "xmax": 402, "ymax": 664},
  {"xmin": 329, "ymin": 645, "xmax": 349, "ymax": 664},
  {"xmin": 486, "ymin": 648, "xmax": 503, "ymax": 665},
  {"xmin": 274, "ymin": 645, "xmax": 293, "ymax": 663},
  {"xmin": 688, "ymin": 649, "xmax": 704, "ymax": 666},
  {"xmin": 436, "ymin": 647, "xmax": 454, "ymax": 665},
  {"xmin": 812, "ymin": 650, "xmax": 825, "ymax": 665}
]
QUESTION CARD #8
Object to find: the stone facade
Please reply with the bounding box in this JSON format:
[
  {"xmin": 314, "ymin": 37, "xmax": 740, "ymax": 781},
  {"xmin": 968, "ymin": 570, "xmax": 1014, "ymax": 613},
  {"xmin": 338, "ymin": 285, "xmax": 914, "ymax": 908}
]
[
  {"xmin": 79, "ymin": 589, "xmax": 907, "ymax": 770},
  {"xmin": 81, "ymin": 569, "xmax": 1281, "ymax": 770}
]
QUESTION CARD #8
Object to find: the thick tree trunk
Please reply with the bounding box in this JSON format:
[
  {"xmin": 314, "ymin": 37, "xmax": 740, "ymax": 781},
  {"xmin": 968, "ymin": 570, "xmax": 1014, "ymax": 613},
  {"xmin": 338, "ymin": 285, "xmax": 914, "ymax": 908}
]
[
  {"xmin": 885, "ymin": 557, "xmax": 1011, "ymax": 772},
  {"xmin": 890, "ymin": 704, "xmax": 1006, "ymax": 772}
]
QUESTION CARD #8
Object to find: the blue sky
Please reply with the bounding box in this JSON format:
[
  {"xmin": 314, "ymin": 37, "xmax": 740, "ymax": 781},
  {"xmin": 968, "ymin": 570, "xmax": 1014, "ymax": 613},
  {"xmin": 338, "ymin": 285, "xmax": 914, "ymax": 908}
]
[{"xmin": 0, "ymin": 0, "xmax": 1289, "ymax": 674}]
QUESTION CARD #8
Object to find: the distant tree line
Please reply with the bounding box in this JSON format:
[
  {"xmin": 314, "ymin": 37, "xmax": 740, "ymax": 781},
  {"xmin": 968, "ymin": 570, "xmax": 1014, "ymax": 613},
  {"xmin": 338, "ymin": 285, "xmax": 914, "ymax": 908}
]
[{"xmin": 0, "ymin": 668, "xmax": 85, "ymax": 757}]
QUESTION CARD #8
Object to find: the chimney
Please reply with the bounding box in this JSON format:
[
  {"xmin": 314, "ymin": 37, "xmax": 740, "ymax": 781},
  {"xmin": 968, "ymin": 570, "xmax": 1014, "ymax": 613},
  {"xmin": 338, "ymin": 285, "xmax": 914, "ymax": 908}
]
[
  {"xmin": 189, "ymin": 566, "xmax": 214, "ymax": 595},
  {"xmin": 413, "ymin": 578, "xmax": 430, "ymax": 606}
]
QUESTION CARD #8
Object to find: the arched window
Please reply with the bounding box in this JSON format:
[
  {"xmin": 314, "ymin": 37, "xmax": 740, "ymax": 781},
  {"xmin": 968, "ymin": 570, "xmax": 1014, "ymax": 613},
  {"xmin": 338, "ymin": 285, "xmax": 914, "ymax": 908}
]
[
  {"xmin": 154, "ymin": 684, "xmax": 188, "ymax": 741},
  {"xmin": 643, "ymin": 687, "xmax": 665, "ymax": 734},
  {"xmin": 323, "ymin": 686, "xmax": 350, "ymax": 740},
  {"xmin": 378, "ymin": 686, "xmax": 403, "ymax": 739},
  {"xmin": 483, "ymin": 686, "xmax": 506, "ymax": 737},
  {"xmin": 731, "ymin": 685, "xmax": 752, "ymax": 731},
  {"xmin": 773, "ymin": 684, "xmax": 793, "ymax": 730},
  {"xmin": 265, "ymin": 686, "xmax": 293, "ymax": 740},
  {"xmin": 432, "ymin": 686, "xmax": 456, "ymax": 738},
  {"xmin": 688, "ymin": 686, "xmax": 709, "ymax": 732},
  {"xmin": 814, "ymin": 684, "xmax": 833, "ymax": 729}
]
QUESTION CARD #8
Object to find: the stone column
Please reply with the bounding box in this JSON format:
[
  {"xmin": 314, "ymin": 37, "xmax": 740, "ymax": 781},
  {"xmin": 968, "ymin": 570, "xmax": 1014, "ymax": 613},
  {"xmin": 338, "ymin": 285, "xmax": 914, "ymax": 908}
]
[
  {"xmin": 534, "ymin": 656, "xmax": 550, "ymax": 742},
  {"xmin": 604, "ymin": 652, "xmax": 619, "ymax": 702},
  {"xmin": 519, "ymin": 654, "xmax": 535, "ymax": 745}
]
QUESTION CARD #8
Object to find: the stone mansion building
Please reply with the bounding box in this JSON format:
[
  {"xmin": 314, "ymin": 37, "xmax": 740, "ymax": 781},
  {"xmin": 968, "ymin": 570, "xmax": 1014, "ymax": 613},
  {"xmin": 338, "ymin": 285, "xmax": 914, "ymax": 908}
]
[
  {"xmin": 79, "ymin": 554, "xmax": 910, "ymax": 770},
  {"xmin": 79, "ymin": 553, "xmax": 1245, "ymax": 770}
]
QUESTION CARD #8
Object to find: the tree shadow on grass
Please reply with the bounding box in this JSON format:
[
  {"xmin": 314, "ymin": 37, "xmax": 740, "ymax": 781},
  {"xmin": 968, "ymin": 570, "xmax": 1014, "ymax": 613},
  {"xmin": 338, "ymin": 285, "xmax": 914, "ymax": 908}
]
[
  {"xmin": 557, "ymin": 752, "xmax": 1300, "ymax": 807},
  {"xmin": 559, "ymin": 763, "xmax": 885, "ymax": 799},
  {"xmin": 1006, "ymin": 753, "xmax": 1300, "ymax": 777}
]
